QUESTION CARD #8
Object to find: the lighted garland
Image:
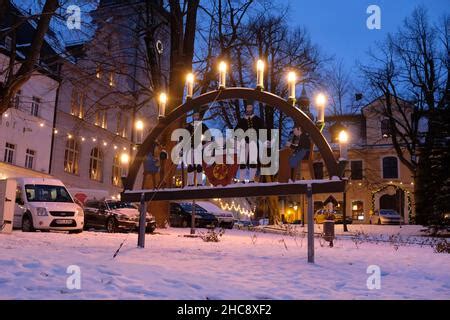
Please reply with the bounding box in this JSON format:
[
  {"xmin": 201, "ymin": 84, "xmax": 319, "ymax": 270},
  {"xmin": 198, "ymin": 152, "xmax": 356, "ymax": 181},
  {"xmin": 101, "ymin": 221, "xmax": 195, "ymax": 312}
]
[{"xmin": 370, "ymin": 183, "xmax": 413, "ymax": 220}]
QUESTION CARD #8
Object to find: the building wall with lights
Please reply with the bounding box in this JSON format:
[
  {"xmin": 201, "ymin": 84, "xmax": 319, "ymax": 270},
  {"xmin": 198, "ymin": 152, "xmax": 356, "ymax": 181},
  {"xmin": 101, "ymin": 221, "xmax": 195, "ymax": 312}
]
[
  {"xmin": 298, "ymin": 97, "xmax": 416, "ymax": 224},
  {"xmin": 0, "ymin": 53, "xmax": 59, "ymax": 177},
  {"xmin": 49, "ymin": 0, "xmax": 169, "ymax": 198}
]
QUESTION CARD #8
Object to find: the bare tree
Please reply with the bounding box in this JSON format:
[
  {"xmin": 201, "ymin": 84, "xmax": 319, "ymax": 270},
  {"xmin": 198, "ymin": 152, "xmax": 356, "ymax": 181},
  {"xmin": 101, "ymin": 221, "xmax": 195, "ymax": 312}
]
[
  {"xmin": 0, "ymin": 0, "xmax": 59, "ymax": 115},
  {"xmin": 360, "ymin": 7, "xmax": 449, "ymax": 225}
]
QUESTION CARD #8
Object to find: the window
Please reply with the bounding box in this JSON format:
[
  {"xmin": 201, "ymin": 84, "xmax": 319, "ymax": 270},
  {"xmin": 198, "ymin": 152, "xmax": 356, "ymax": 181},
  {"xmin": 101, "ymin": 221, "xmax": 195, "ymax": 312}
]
[
  {"xmin": 64, "ymin": 139, "xmax": 80, "ymax": 175},
  {"xmin": 95, "ymin": 110, "xmax": 107, "ymax": 129},
  {"xmin": 351, "ymin": 160, "xmax": 363, "ymax": 180},
  {"xmin": 109, "ymin": 71, "xmax": 115, "ymax": 87},
  {"xmin": 4, "ymin": 142, "xmax": 15, "ymax": 164},
  {"xmin": 351, "ymin": 200, "xmax": 364, "ymax": 221},
  {"xmin": 382, "ymin": 156, "xmax": 398, "ymax": 179},
  {"xmin": 313, "ymin": 162, "xmax": 324, "ymax": 179},
  {"xmin": 381, "ymin": 119, "xmax": 391, "ymax": 138},
  {"xmin": 25, "ymin": 149, "xmax": 36, "ymax": 169},
  {"xmin": 70, "ymin": 90, "xmax": 84, "ymax": 119},
  {"xmin": 95, "ymin": 64, "xmax": 102, "ymax": 79},
  {"xmin": 31, "ymin": 96, "xmax": 40, "ymax": 117},
  {"xmin": 116, "ymin": 112, "xmax": 128, "ymax": 138},
  {"xmin": 24, "ymin": 184, "xmax": 72, "ymax": 203},
  {"xmin": 112, "ymin": 154, "xmax": 122, "ymax": 187},
  {"xmin": 14, "ymin": 90, "xmax": 22, "ymax": 109},
  {"xmin": 89, "ymin": 147, "xmax": 103, "ymax": 181}
]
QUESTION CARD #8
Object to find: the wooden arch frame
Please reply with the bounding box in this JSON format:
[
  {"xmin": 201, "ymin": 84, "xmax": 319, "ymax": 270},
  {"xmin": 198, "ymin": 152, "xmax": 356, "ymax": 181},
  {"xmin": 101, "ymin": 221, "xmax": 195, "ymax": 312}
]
[{"xmin": 123, "ymin": 87, "xmax": 340, "ymax": 190}]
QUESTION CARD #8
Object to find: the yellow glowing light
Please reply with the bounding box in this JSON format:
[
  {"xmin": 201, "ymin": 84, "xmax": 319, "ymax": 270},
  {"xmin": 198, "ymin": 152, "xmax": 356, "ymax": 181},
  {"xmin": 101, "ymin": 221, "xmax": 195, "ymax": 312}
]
[
  {"xmin": 338, "ymin": 130, "xmax": 349, "ymax": 143},
  {"xmin": 53, "ymin": 129, "xmax": 58, "ymax": 134},
  {"xmin": 218, "ymin": 61, "xmax": 227, "ymax": 73},
  {"xmin": 186, "ymin": 73, "xmax": 194, "ymax": 83},
  {"xmin": 92, "ymin": 137, "xmax": 97, "ymax": 142},
  {"xmin": 120, "ymin": 153, "xmax": 130, "ymax": 165},
  {"xmin": 159, "ymin": 92, "xmax": 167, "ymax": 105},
  {"xmin": 135, "ymin": 120, "xmax": 144, "ymax": 130},
  {"xmin": 68, "ymin": 134, "xmax": 73, "ymax": 139},
  {"xmin": 316, "ymin": 93, "xmax": 326, "ymax": 106},
  {"xmin": 114, "ymin": 145, "xmax": 118, "ymax": 150},
  {"xmin": 287, "ymin": 71, "xmax": 296, "ymax": 83},
  {"xmin": 103, "ymin": 141, "xmax": 108, "ymax": 146},
  {"xmin": 256, "ymin": 59, "xmax": 264, "ymax": 71},
  {"xmin": 39, "ymin": 122, "xmax": 44, "ymax": 127},
  {"xmin": 81, "ymin": 137, "xmax": 85, "ymax": 142}
]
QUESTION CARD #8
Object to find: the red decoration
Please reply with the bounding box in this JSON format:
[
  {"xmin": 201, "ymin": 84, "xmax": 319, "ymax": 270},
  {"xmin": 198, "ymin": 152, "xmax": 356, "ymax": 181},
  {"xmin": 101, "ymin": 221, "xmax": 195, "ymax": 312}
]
[{"xmin": 204, "ymin": 154, "xmax": 239, "ymax": 186}]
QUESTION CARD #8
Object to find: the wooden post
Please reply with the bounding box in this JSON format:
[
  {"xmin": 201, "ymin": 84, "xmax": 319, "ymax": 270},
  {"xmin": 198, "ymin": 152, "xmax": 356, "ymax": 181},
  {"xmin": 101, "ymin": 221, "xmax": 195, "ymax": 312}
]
[
  {"xmin": 137, "ymin": 192, "xmax": 147, "ymax": 248},
  {"xmin": 307, "ymin": 184, "xmax": 314, "ymax": 263}
]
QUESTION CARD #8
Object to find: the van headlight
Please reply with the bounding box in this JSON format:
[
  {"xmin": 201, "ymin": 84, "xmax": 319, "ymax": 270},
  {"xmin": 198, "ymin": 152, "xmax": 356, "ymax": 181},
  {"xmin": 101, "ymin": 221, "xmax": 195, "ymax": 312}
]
[
  {"xmin": 36, "ymin": 207, "xmax": 48, "ymax": 216},
  {"xmin": 76, "ymin": 207, "xmax": 84, "ymax": 217}
]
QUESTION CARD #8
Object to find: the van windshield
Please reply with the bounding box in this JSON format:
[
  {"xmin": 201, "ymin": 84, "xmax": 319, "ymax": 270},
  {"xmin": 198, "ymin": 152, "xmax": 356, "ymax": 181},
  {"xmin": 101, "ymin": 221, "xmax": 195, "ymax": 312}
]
[{"xmin": 25, "ymin": 184, "xmax": 73, "ymax": 203}]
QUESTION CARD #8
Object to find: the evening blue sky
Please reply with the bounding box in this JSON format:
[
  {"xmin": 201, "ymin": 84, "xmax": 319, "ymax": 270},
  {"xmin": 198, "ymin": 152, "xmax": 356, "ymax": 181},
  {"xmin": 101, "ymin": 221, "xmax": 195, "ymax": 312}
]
[{"xmin": 283, "ymin": 0, "xmax": 449, "ymax": 70}]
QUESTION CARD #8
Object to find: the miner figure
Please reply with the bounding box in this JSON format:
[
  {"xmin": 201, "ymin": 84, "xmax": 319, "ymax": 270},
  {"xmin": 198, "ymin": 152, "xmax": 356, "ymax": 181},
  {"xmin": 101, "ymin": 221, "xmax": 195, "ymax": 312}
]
[
  {"xmin": 184, "ymin": 107, "xmax": 209, "ymax": 187},
  {"xmin": 286, "ymin": 126, "xmax": 311, "ymax": 181},
  {"xmin": 234, "ymin": 99, "xmax": 265, "ymax": 183}
]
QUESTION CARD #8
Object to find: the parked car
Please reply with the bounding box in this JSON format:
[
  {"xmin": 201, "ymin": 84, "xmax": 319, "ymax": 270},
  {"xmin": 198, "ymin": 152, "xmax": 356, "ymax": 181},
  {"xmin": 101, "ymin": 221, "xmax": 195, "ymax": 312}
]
[
  {"xmin": 83, "ymin": 200, "xmax": 156, "ymax": 233},
  {"xmin": 13, "ymin": 177, "xmax": 84, "ymax": 233},
  {"xmin": 258, "ymin": 218, "xmax": 269, "ymax": 226},
  {"xmin": 234, "ymin": 220, "xmax": 254, "ymax": 229},
  {"xmin": 314, "ymin": 209, "xmax": 334, "ymax": 224},
  {"xmin": 369, "ymin": 209, "xmax": 402, "ymax": 225},
  {"xmin": 333, "ymin": 211, "xmax": 353, "ymax": 224},
  {"xmin": 195, "ymin": 201, "xmax": 235, "ymax": 229},
  {"xmin": 169, "ymin": 202, "xmax": 218, "ymax": 228}
]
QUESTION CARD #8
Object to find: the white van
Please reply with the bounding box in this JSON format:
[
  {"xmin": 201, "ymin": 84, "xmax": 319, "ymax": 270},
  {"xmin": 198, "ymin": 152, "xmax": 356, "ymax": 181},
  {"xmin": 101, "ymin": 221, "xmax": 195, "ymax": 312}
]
[{"xmin": 13, "ymin": 177, "xmax": 84, "ymax": 233}]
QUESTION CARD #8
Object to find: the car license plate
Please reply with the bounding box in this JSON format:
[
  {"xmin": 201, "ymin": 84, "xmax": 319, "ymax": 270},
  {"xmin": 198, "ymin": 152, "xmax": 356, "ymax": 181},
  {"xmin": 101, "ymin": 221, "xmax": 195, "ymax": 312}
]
[{"xmin": 55, "ymin": 219, "xmax": 72, "ymax": 225}]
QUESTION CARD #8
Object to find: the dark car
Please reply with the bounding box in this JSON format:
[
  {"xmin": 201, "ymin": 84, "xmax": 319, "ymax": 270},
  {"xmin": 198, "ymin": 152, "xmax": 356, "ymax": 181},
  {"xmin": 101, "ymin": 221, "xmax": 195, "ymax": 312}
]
[
  {"xmin": 84, "ymin": 200, "xmax": 156, "ymax": 233},
  {"xmin": 169, "ymin": 202, "xmax": 218, "ymax": 228}
]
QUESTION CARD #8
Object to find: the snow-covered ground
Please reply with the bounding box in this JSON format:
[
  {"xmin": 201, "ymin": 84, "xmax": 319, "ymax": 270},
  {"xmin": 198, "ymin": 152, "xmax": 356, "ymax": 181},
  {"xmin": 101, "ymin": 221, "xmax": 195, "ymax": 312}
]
[{"xmin": 0, "ymin": 226, "xmax": 449, "ymax": 300}]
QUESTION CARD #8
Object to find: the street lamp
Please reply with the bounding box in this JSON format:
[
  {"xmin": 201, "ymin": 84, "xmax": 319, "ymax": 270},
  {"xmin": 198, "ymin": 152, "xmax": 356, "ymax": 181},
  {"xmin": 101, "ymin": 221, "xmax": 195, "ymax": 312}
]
[
  {"xmin": 158, "ymin": 92, "xmax": 167, "ymax": 118},
  {"xmin": 218, "ymin": 61, "xmax": 227, "ymax": 88},
  {"xmin": 256, "ymin": 59, "xmax": 264, "ymax": 90},
  {"xmin": 338, "ymin": 130, "xmax": 349, "ymax": 160},
  {"xmin": 186, "ymin": 73, "xmax": 194, "ymax": 98},
  {"xmin": 287, "ymin": 71, "xmax": 296, "ymax": 105},
  {"xmin": 315, "ymin": 93, "xmax": 326, "ymax": 123}
]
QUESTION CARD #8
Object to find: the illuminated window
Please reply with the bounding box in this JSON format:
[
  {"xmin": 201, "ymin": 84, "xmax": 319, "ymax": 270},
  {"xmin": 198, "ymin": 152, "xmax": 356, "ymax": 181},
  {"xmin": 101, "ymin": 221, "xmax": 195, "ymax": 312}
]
[
  {"xmin": 111, "ymin": 154, "xmax": 122, "ymax": 187},
  {"xmin": 89, "ymin": 147, "xmax": 103, "ymax": 181},
  {"xmin": 70, "ymin": 90, "xmax": 85, "ymax": 119},
  {"xmin": 64, "ymin": 139, "xmax": 79, "ymax": 175},
  {"xmin": 351, "ymin": 200, "xmax": 364, "ymax": 221},
  {"xmin": 95, "ymin": 110, "xmax": 107, "ymax": 129}
]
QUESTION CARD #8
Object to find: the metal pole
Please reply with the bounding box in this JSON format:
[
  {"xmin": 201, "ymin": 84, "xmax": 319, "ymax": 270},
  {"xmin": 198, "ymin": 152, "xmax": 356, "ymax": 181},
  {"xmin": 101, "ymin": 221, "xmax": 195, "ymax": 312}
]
[
  {"xmin": 190, "ymin": 169, "xmax": 196, "ymax": 235},
  {"xmin": 307, "ymin": 184, "xmax": 314, "ymax": 263},
  {"xmin": 343, "ymin": 179, "xmax": 348, "ymax": 232},
  {"xmin": 137, "ymin": 192, "xmax": 147, "ymax": 248}
]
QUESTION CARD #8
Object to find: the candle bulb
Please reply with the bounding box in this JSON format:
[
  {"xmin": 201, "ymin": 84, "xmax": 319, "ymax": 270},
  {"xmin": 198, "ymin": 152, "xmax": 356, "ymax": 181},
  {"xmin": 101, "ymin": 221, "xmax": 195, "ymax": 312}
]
[
  {"xmin": 287, "ymin": 71, "xmax": 296, "ymax": 102},
  {"xmin": 256, "ymin": 59, "xmax": 264, "ymax": 89},
  {"xmin": 338, "ymin": 130, "xmax": 349, "ymax": 160},
  {"xmin": 186, "ymin": 73, "xmax": 194, "ymax": 98},
  {"xmin": 159, "ymin": 92, "xmax": 167, "ymax": 118},
  {"xmin": 316, "ymin": 93, "xmax": 326, "ymax": 123},
  {"xmin": 218, "ymin": 61, "xmax": 227, "ymax": 88}
]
